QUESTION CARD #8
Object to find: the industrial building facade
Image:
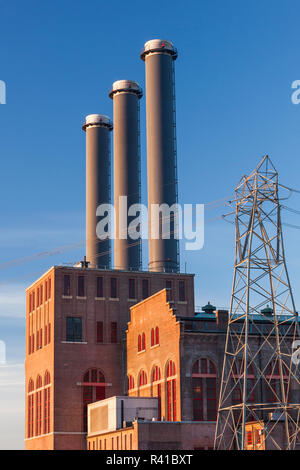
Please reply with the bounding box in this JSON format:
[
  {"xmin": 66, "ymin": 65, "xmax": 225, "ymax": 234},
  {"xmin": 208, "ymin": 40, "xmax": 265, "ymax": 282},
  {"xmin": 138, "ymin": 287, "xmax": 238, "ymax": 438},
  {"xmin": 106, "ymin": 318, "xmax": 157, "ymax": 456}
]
[
  {"xmin": 25, "ymin": 272, "xmax": 296, "ymax": 450},
  {"xmin": 87, "ymin": 289, "xmax": 296, "ymax": 450},
  {"xmin": 24, "ymin": 268, "xmax": 194, "ymax": 450}
]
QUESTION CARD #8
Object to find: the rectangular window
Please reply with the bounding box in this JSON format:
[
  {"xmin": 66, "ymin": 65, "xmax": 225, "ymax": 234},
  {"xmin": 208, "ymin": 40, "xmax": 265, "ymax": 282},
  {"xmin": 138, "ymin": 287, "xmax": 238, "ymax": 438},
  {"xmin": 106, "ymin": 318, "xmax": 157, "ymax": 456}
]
[
  {"xmin": 96, "ymin": 277, "xmax": 103, "ymax": 298},
  {"xmin": 179, "ymin": 280, "xmax": 186, "ymax": 301},
  {"xmin": 142, "ymin": 279, "xmax": 149, "ymax": 299},
  {"xmin": 40, "ymin": 285, "xmax": 43, "ymax": 304},
  {"xmin": 66, "ymin": 317, "xmax": 82, "ymax": 342},
  {"xmin": 64, "ymin": 275, "xmax": 71, "ymax": 296},
  {"xmin": 77, "ymin": 276, "xmax": 85, "ymax": 297},
  {"xmin": 48, "ymin": 278, "xmax": 51, "ymax": 299},
  {"xmin": 166, "ymin": 280, "xmax": 173, "ymax": 301},
  {"xmin": 111, "ymin": 278, "xmax": 117, "ymax": 298},
  {"xmin": 110, "ymin": 322, "xmax": 117, "ymax": 343},
  {"xmin": 96, "ymin": 321, "xmax": 104, "ymax": 343},
  {"xmin": 129, "ymin": 279, "xmax": 135, "ymax": 299}
]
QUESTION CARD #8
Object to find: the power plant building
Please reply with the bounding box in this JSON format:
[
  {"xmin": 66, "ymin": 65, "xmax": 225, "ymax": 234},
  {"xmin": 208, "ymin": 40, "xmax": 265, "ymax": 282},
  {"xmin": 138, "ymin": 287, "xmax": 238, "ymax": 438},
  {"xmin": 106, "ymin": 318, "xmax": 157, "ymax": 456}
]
[{"xmin": 24, "ymin": 39, "xmax": 300, "ymax": 451}]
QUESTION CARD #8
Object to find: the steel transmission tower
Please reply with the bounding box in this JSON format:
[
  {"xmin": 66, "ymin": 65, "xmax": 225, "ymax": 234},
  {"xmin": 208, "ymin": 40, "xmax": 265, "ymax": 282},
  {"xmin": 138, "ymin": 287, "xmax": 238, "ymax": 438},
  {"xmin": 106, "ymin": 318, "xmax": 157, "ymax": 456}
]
[{"xmin": 215, "ymin": 155, "xmax": 300, "ymax": 450}]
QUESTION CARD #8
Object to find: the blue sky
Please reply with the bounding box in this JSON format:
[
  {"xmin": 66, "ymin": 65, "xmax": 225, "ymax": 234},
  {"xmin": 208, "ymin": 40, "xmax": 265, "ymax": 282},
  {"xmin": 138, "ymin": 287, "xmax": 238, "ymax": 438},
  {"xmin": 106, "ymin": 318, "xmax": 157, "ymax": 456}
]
[{"xmin": 1, "ymin": 0, "xmax": 300, "ymax": 449}]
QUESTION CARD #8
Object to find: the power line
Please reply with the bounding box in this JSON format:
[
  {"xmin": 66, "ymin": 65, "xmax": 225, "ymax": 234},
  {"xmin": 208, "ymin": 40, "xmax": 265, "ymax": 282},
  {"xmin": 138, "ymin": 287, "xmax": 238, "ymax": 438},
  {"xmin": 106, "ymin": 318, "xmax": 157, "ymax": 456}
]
[
  {"xmin": 281, "ymin": 205, "xmax": 300, "ymax": 216},
  {"xmin": 278, "ymin": 183, "xmax": 300, "ymax": 194}
]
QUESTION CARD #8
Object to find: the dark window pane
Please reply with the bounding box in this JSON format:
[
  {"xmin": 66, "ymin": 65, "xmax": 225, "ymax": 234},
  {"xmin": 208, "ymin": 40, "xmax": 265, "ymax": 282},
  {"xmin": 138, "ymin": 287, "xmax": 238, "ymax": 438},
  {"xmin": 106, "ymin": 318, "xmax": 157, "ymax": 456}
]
[
  {"xmin": 66, "ymin": 317, "xmax": 82, "ymax": 342},
  {"xmin": 110, "ymin": 322, "xmax": 117, "ymax": 343},
  {"xmin": 91, "ymin": 369, "xmax": 97, "ymax": 383},
  {"xmin": 96, "ymin": 321, "xmax": 103, "ymax": 343},
  {"xmin": 179, "ymin": 280, "xmax": 185, "ymax": 301},
  {"xmin": 129, "ymin": 279, "xmax": 135, "ymax": 299},
  {"xmin": 96, "ymin": 386, "xmax": 105, "ymax": 401},
  {"xmin": 201, "ymin": 359, "xmax": 207, "ymax": 374},
  {"xmin": 207, "ymin": 379, "xmax": 216, "ymax": 398},
  {"xmin": 193, "ymin": 399, "xmax": 203, "ymax": 421},
  {"xmin": 96, "ymin": 277, "xmax": 103, "ymax": 298},
  {"xmin": 77, "ymin": 276, "xmax": 85, "ymax": 297},
  {"xmin": 83, "ymin": 385, "xmax": 92, "ymax": 432},
  {"xmin": 142, "ymin": 279, "xmax": 149, "ymax": 299},
  {"xmin": 64, "ymin": 275, "xmax": 71, "ymax": 296},
  {"xmin": 193, "ymin": 378, "xmax": 202, "ymax": 398},
  {"xmin": 111, "ymin": 278, "xmax": 117, "ymax": 298}
]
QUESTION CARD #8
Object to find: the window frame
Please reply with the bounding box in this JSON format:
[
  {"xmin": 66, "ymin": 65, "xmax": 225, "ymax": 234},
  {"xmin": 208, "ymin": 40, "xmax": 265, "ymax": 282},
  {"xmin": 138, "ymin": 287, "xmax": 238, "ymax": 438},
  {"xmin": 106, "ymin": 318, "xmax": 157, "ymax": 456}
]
[{"xmin": 66, "ymin": 316, "xmax": 83, "ymax": 342}]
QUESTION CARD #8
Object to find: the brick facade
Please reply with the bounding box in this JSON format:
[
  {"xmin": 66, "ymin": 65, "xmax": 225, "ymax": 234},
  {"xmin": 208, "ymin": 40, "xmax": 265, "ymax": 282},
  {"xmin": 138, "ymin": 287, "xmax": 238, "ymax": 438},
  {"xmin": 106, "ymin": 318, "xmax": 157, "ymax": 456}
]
[{"xmin": 24, "ymin": 266, "xmax": 194, "ymax": 450}]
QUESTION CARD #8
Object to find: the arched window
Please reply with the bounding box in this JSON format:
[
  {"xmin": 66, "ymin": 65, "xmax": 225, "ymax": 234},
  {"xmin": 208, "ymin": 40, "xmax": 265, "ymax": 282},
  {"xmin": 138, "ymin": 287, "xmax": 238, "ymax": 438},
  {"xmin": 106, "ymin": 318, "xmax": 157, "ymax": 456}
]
[
  {"xmin": 142, "ymin": 333, "xmax": 146, "ymax": 350},
  {"xmin": 128, "ymin": 375, "xmax": 135, "ymax": 391},
  {"xmin": 151, "ymin": 329, "xmax": 155, "ymax": 346},
  {"xmin": 138, "ymin": 335, "xmax": 141, "ymax": 352},
  {"xmin": 166, "ymin": 360, "xmax": 176, "ymax": 421},
  {"xmin": 138, "ymin": 370, "xmax": 147, "ymax": 387},
  {"xmin": 82, "ymin": 369, "xmax": 106, "ymax": 432},
  {"xmin": 151, "ymin": 328, "xmax": 159, "ymax": 346},
  {"xmin": 44, "ymin": 371, "xmax": 51, "ymax": 434},
  {"xmin": 266, "ymin": 360, "xmax": 289, "ymax": 403},
  {"xmin": 155, "ymin": 327, "xmax": 159, "ymax": 345},
  {"xmin": 36, "ymin": 375, "xmax": 42, "ymax": 436},
  {"xmin": 192, "ymin": 358, "xmax": 217, "ymax": 421},
  {"xmin": 151, "ymin": 366, "xmax": 162, "ymax": 420},
  {"xmin": 27, "ymin": 379, "xmax": 34, "ymax": 438}
]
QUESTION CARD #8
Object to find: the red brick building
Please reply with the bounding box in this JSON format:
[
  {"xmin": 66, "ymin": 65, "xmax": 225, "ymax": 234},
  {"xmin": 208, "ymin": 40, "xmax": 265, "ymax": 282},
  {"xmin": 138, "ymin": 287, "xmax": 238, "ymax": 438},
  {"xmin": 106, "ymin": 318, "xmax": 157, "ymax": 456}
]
[
  {"xmin": 87, "ymin": 288, "xmax": 298, "ymax": 450},
  {"xmin": 125, "ymin": 289, "xmax": 217, "ymax": 449},
  {"xmin": 24, "ymin": 266, "xmax": 194, "ymax": 450}
]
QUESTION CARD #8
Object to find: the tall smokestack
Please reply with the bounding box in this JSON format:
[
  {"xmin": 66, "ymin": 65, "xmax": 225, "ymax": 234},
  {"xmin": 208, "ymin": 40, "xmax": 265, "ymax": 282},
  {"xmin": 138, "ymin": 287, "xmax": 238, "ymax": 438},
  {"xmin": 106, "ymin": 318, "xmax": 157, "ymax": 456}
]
[
  {"xmin": 141, "ymin": 39, "xmax": 179, "ymax": 273},
  {"xmin": 109, "ymin": 80, "xmax": 142, "ymax": 271},
  {"xmin": 82, "ymin": 114, "xmax": 113, "ymax": 269}
]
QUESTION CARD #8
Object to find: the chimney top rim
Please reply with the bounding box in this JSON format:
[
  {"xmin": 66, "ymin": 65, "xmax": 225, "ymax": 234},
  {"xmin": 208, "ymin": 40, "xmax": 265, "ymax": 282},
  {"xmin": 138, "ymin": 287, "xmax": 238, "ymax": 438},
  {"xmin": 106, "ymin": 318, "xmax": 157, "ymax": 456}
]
[
  {"xmin": 109, "ymin": 80, "xmax": 143, "ymax": 99},
  {"xmin": 82, "ymin": 114, "xmax": 113, "ymax": 131},
  {"xmin": 141, "ymin": 39, "xmax": 177, "ymax": 60}
]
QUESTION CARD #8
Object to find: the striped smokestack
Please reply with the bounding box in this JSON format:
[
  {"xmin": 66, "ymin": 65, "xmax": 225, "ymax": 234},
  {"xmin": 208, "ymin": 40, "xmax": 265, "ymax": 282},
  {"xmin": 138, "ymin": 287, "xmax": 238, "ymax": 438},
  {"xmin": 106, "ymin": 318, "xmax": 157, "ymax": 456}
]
[
  {"xmin": 83, "ymin": 114, "xmax": 113, "ymax": 269},
  {"xmin": 109, "ymin": 80, "xmax": 142, "ymax": 271},
  {"xmin": 141, "ymin": 39, "xmax": 179, "ymax": 273}
]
